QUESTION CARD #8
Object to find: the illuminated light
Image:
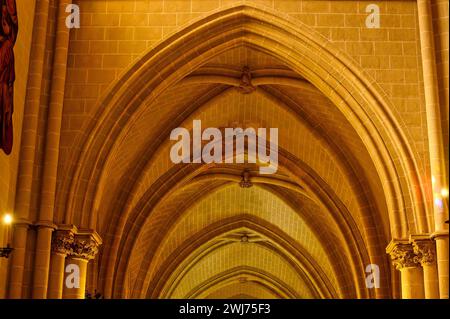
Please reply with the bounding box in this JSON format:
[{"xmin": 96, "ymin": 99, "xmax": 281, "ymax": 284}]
[
  {"xmin": 432, "ymin": 176, "xmax": 436, "ymax": 185},
  {"xmin": 441, "ymin": 188, "xmax": 449, "ymax": 198},
  {"xmin": 434, "ymin": 198, "xmax": 444, "ymax": 209},
  {"xmin": 3, "ymin": 214, "xmax": 13, "ymax": 225}
]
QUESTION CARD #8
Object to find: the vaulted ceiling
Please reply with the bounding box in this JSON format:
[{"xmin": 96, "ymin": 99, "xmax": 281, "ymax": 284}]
[
  {"xmin": 82, "ymin": 45, "xmax": 393, "ymax": 299},
  {"xmin": 55, "ymin": 5, "xmax": 430, "ymax": 299}
]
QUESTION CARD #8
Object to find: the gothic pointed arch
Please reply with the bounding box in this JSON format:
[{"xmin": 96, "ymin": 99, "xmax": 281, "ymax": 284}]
[{"xmin": 53, "ymin": 3, "xmax": 430, "ymax": 299}]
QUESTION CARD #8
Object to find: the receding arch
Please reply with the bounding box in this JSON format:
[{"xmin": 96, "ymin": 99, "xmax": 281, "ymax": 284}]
[
  {"xmin": 58, "ymin": 3, "xmax": 427, "ymax": 237},
  {"xmin": 55, "ymin": 2, "xmax": 428, "ymax": 300},
  {"xmin": 145, "ymin": 217, "xmax": 341, "ymax": 299},
  {"xmin": 191, "ymin": 268, "xmax": 296, "ymax": 299},
  {"xmin": 106, "ymin": 146, "xmax": 382, "ymax": 299}
]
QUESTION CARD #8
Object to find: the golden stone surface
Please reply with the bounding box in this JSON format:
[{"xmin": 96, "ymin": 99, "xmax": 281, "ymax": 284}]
[{"xmin": 0, "ymin": 0, "xmax": 448, "ymax": 299}]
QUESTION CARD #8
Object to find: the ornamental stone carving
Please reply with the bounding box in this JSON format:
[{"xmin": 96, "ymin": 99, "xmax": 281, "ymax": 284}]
[
  {"xmin": 387, "ymin": 241, "xmax": 419, "ymax": 270},
  {"xmin": 52, "ymin": 227, "xmax": 102, "ymax": 260},
  {"xmin": 412, "ymin": 240, "xmax": 435, "ymax": 266},
  {"xmin": 236, "ymin": 66, "xmax": 255, "ymax": 94},
  {"xmin": 68, "ymin": 234, "xmax": 101, "ymax": 260},
  {"xmin": 51, "ymin": 230, "xmax": 74, "ymax": 255},
  {"xmin": 239, "ymin": 170, "xmax": 253, "ymax": 188}
]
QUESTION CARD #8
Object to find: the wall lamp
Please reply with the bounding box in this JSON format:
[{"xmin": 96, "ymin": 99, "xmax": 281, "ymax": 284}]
[{"xmin": 0, "ymin": 213, "xmax": 14, "ymax": 258}]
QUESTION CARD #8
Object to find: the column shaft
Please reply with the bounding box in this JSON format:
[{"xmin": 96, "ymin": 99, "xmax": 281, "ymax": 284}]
[
  {"xmin": 7, "ymin": 224, "xmax": 28, "ymax": 298},
  {"xmin": 39, "ymin": 0, "xmax": 72, "ymax": 223},
  {"xmin": 30, "ymin": 0, "xmax": 73, "ymax": 299},
  {"xmin": 47, "ymin": 253, "xmax": 66, "ymax": 299},
  {"xmin": 400, "ymin": 267, "xmax": 425, "ymax": 299},
  {"xmin": 422, "ymin": 263, "xmax": 440, "ymax": 298},
  {"xmin": 31, "ymin": 226, "xmax": 53, "ymax": 298},
  {"xmin": 62, "ymin": 257, "xmax": 88, "ymax": 299},
  {"xmin": 417, "ymin": 0, "xmax": 449, "ymax": 299},
  {"xmin": 435, "ymin": 236, "xmax": 449, "ymax": 298},
  {"xmin": 417, "ymin": 0, "xmax": 447, "ymax": 202},
  {"xmin": 11, "ymin": 0, "xmax": 51, "ymax": 299}
]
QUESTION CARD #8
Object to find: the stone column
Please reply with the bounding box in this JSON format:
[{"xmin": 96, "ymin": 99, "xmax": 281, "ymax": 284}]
[
  {"xmin": 62, "ymin": 231, "xmax": 101, "ymax": 299},
  {"xmin": 32, "ymin": 0, "xmax": 73, "ymax": 300},
  {"xmin": 417, "ymin": 0, "xmax": 449, "ymax": 300},
  {"xmin": 32, "ymin": 222, "xmax": 56, "ymax": 299},
  {"xmin": 47, "ymin": 228, "xmax": 75, "ymax": 299},
  {"xmin": 12, "ymin": 0, "xmax": 51, "ymax": 298},
  {"xmin": 432, "ymin": 231, "xmax": 449, "ymax": 298},
  {"xmin": 8, "ymin": 0, "xmax": 50, "ymax": 299},
  {"xmin": 412, "ymin": 236, "xmax": 439, "ymax": 299},
  {"xmin": 387, "ymin": 241, "xmax": 425, "ymax": 299},
  {"xmin": 7, "ymin": 220, "xmax": 30, "ymax": 298}
]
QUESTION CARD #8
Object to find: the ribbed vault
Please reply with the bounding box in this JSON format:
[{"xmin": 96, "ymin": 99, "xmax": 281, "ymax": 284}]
[{"xmin": 54, "ymin": 3, "xmax": 430, "ymax": 299}]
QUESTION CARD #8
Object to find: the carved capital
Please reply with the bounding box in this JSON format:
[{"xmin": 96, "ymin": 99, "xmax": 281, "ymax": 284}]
[
  {"xmin": 51, "ymin": 230, "xmax": 75, "ymax": 255},
  {"xmin": 386, "ymin": 241, "xmax": 420, "ymax": 270},
  {"xmin": 69, "ymin": 238, "xmax": 98, "ymax": 260},
  {"xmin": 412, "ymin": 239, "xmax": 436, "ymax": 266},
  {"xmin": 68, "ymin": 231, "xmax": 102, "ymax": 260}
]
